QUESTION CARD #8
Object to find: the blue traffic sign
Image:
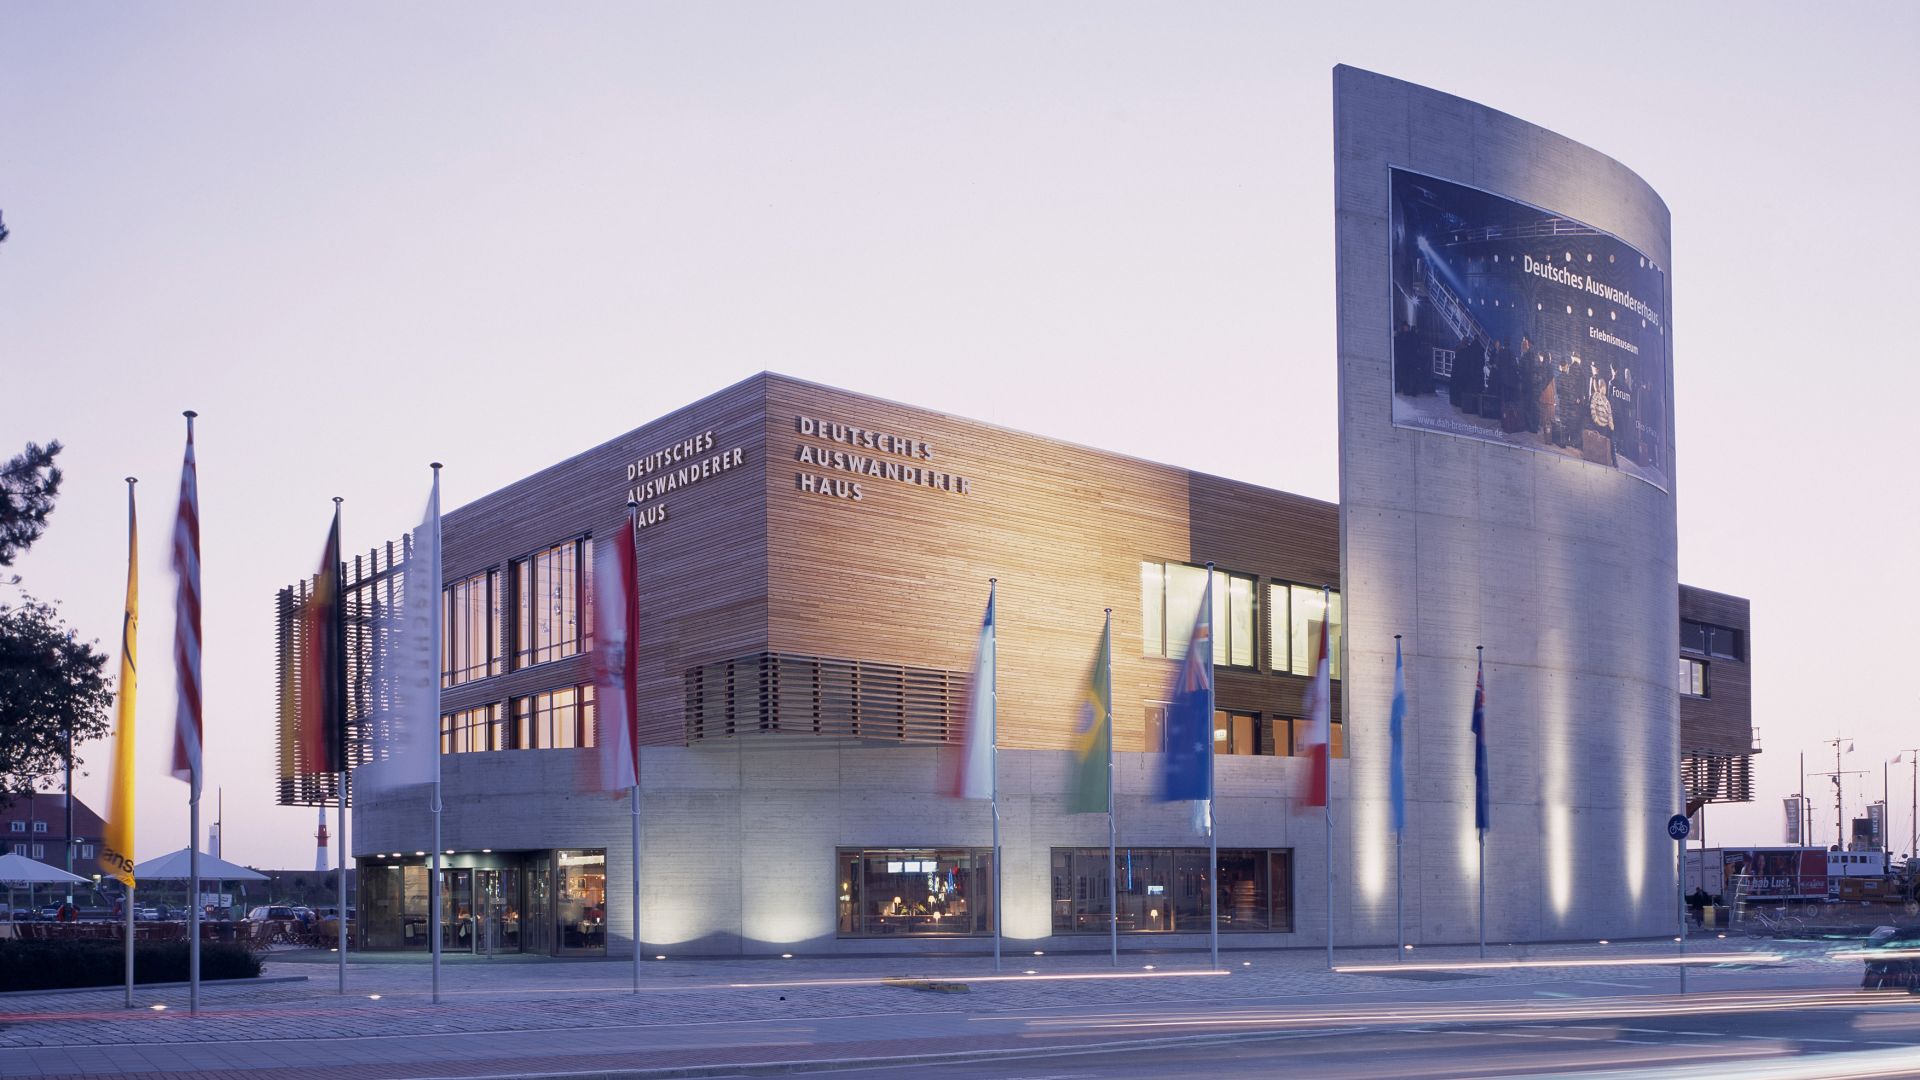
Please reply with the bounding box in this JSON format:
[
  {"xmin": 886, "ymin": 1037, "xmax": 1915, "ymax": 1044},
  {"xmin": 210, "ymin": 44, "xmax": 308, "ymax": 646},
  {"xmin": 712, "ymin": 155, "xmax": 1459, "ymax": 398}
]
[{"xmin": 1667, "ymin": 814, "xmax": 1691, "ymax": 841}]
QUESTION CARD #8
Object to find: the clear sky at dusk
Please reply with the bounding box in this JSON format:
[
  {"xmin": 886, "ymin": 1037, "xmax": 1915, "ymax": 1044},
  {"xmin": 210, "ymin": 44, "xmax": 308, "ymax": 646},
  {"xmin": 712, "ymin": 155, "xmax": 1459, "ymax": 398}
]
[{"xmin": 2, "ymin": 2, "xmax": 1915, "ymax": 870}]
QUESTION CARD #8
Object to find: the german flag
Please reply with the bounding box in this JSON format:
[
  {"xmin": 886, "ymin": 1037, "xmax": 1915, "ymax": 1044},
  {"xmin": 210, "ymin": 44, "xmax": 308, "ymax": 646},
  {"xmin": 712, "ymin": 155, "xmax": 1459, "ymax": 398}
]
[{"xmin": 297, "ymin": 504, "xmax": 347, "ymax": 776}]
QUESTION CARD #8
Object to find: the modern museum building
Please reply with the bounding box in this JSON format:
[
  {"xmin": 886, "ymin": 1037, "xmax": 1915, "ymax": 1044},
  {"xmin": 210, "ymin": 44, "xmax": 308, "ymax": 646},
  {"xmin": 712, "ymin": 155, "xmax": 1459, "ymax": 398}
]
[{"xmin": 276, "ymin": 69, "xmax": 1756, "ymax": 957}]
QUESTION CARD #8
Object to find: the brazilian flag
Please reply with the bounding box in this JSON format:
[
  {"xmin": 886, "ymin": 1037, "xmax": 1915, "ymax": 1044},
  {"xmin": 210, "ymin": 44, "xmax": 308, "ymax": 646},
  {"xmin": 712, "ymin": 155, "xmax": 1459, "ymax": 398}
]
[{"xmin": 1066, "ymin": 620, "xmax": 1112, "ymax": 814}]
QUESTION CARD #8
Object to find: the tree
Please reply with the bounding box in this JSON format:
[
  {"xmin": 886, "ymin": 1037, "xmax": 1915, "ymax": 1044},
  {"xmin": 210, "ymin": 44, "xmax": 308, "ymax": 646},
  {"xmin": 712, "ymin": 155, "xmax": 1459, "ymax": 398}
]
[
  {"xmin": 0, "ymin": 597, "xmax": 111, "ymax": 802},
  {"xmin": 1, "ymin": 441, "xmax": 63, "ymax": 569}
]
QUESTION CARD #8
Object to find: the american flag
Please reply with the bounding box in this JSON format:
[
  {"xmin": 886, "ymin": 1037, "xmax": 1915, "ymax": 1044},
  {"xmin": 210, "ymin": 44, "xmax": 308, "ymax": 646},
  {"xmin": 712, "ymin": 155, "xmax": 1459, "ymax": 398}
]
[{"xmin": 171, "ymin": 411, "xmax": 203, "ymax": 796}]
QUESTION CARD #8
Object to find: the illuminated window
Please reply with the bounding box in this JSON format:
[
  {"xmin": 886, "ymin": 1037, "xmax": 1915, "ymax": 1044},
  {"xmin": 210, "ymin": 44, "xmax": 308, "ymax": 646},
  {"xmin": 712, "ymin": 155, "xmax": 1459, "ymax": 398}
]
[
  {"xmin": 1050, "ymin": 848, "xmax": 1292, "ymax": 934},
  {"xmin": 441, "ymin": 569, "xmax": 503, "ymax": 687},
  {"xmin": 510, "ymin": 686, "xmax": 597, "ymax": 750},
  {"xmin": 1270, "ymin": 582, "xmax": 1342, "ymax": 679},
  {"xmin": 1140, "ymin": 561, "xmax": 1256, "ymax": 668},
  {"xmin": 1679, "ymin": 657, "xmax": 1707, "ymax": 697},
  {"xmin": 439, "ymin": 704, "xmax": 506, "ymax": 754},
  {"xmin": 836, "ymin": 848, "xmax": 995, "ymax": 937},
  {"xmin": 512, "ymin": 538, "xmax": 591, "ymax": 669}
]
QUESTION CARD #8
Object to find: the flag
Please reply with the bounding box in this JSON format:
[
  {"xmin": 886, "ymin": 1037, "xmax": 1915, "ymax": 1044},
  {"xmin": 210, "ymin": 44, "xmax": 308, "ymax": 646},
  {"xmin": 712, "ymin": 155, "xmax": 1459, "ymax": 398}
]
[
  {"xmin": 949, "ymin": 586, "xmax": 996, "ymax": 799},
  {"xmin": 98, "ymin": 481, "xmax": 138, "ymax": 887},
  {"xmin": 1389, "ymin": 636, "xmax": 1406, "ymax": 833},
  {"xmin": 296, "ymin": 506, "xmax": 347, "ymax": 776},
  {"xmin": 1301, "ymin": 604, "xmax": 1332, "ymax": 808},
  {"xmin": 171, "ymin": 414, "xmax": 203, "ymax": 796},
  {"xmin": 363, "ymin": 475, "xmax": 441, "ymax": 792},
  {"xmin": 593, "ymin": 514, "xmax": 640, "ymax": 792},
  {"xmin": 1471, "ymin": 652, "xmax": 1490, "ymax": 832},
  {"xmin": 1066, "ymin": 619, "xmax": 1112, "ymax": 814},
  {"xmin": 1158, "ymin": 582, "xmax": 1212, "ymax": 802}
]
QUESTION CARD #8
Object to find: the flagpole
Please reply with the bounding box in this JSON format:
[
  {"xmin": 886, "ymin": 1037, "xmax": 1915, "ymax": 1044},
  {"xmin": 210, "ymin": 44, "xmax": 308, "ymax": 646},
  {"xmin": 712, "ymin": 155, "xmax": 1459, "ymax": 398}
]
[
  {"xmin": 1104, "ymin": 608, "xmax": 1116, "ymax": 969},
  {"xmin": 1476, "ymin": 644, "xmax": 1486, "ymax": 961},
  {"xmin": 429, "ymin": 466, "xmax": 444, "ymax": 1005},
  {"xmin": 331, "ymin": 497, "xmax": 348, "ymax": 997},
  {"xmin": 119, "ymin": 476, "xmax": 139, "ymax": 1007},
  {"xmin": 182, "ymin": 410, "xmax": 202, "ymax": 1018},
  {"xmin": 1322, "ymin": 585, "xmax": 1333, "ymax": 973},
  {"xmin": 1205, "ymin": 564, "xmax": 1217, "ymax": 972},
  {"xmin": 626, "ymin": 497, "xmax": 641, "ymax": 996},
  {"xmin": 988, "ymin": 578, "xmax": 1001, "ymax": 973},
  {"xmin": 1394, "ymin": 633, "xmax": 1403, "ymax": 963}
]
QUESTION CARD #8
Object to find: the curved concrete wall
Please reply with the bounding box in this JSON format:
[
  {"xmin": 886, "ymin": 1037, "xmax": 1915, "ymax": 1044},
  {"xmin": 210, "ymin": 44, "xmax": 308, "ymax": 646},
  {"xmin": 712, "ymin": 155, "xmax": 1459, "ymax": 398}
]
[{"xmin": 1333, "ymin": 66, "xmax": 1680, "ymax": 943}]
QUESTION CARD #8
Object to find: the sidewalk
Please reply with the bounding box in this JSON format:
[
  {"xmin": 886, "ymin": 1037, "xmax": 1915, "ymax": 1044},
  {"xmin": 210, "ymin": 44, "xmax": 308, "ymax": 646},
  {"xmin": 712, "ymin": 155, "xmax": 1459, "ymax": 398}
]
[{"xmin": 0, "ymin": 937, "xmax": 1863, "ymax": 1079}]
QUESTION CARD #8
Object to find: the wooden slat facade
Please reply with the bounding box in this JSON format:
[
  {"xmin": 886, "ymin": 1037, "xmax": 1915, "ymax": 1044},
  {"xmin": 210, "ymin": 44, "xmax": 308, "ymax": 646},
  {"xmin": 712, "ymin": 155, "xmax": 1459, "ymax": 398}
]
[{"xmin": 285, "ymin": 372, "xmax": 1749, "ymax": 790}]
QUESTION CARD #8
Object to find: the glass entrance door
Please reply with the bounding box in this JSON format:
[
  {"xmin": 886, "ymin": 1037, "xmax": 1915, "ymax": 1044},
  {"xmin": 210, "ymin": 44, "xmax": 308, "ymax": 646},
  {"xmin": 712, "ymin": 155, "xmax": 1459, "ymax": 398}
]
[
  {"xmin": 475, "ymin": 869, "xmax": 519, "ymax": 954},
  {"xmin": 441, "ymin": 869, "xmax": 474, "ymax": 953}
]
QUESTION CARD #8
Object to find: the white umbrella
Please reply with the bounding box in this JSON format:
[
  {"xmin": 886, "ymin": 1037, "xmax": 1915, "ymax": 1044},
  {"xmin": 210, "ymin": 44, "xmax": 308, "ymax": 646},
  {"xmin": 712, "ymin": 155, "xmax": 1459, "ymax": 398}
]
[
  {"xmin": 0, "ymin": 852, "xmax": 90, "ymax": 924},
  {"xmin": 131, "ymin": 848, "xmax": 269, "ymax": 883}
]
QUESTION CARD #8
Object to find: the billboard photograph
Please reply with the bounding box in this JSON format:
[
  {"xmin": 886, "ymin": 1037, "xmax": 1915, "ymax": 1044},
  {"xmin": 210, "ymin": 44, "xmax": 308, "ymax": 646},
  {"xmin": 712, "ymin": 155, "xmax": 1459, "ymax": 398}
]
[{"xmin": 1388, "ymin": 168, "xmax": 1671, "ymax": 491}]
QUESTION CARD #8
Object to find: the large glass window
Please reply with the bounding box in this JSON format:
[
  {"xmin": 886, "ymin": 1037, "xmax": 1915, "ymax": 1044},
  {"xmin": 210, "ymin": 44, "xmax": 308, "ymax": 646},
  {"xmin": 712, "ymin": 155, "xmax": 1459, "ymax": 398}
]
[
  {"xmin": 1270, "ymin": 582, "xmax": 1342, "ymax": 678},
  {"xmin": 440, "ymin": 704, "xmax": 506, "ymax": 755},
  {"xmin": 1141, "ymin": 561, "xmax": 1255, "ymax": 667},
  {"xmin": 555, "ymin": 849, "xmax": 606, "ymax": 954},
  {"xmin": 1050, "ymin": 848, "xmax": 1292, "ymax": 934},
  {"xmin": 510, "ymin": 686, "xmax": 597, "ymax": 750},
  {"xmin": 512, "ymin": 539, "xmax": 590, "ymax": 669},
  {"xmin": 1679, "ymin": 657, "xmax": 1707, "ymax": 697},
  {"xmin": 836, "ymin": 848, "xmax": 995, "ymax": 937},
  {"xmin": 442, "ymin": 570, "xmax": 503, "ymax": 687},
  {"xmin": 1681, "ymin": 619, "xmax": 1742, "ymax": 661}
]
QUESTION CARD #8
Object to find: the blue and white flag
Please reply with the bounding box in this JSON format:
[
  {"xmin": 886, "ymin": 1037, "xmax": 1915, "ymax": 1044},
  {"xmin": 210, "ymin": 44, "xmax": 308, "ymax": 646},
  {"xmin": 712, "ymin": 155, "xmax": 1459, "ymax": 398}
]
[
  {"xmin": 1471, "ymin": 651, "xmax": 1490, "ymax": 832},
  {"xmin": 1158, "ymin": 582, "xmax": 1213, "ymax": 802},
  {"xmin": 1390, "ymin": 637, "xmax": 1407, "ymax": 833},
  {"xmin": 949, "ymin": 585, "xmax": 996, "ymax": 800}
]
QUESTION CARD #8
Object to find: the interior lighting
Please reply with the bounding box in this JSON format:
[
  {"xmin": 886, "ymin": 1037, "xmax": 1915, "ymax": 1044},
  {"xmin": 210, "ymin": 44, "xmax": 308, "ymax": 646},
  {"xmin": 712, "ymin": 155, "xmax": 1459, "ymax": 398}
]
[
  {"xmin": 482, "ymin": 849, "xmax": 492, "ymax": 853},
  {"xmin": 444, "ymin": 850, "xmax": 454, "ymax": 855},
  {"xmin": 414, "ymin": 851, "xmax": 426, "ymax": 856},
  {"xmin": 654, "ymin": 955, "xmax": 666, "ymax": 961}
]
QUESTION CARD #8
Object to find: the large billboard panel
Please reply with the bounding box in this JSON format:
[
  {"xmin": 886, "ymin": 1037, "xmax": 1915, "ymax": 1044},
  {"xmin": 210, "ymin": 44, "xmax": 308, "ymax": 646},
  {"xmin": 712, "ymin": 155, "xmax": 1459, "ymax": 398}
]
[{"xmin": 1388, "ymin": 168, "xmax": 1671, "ymax": 491}]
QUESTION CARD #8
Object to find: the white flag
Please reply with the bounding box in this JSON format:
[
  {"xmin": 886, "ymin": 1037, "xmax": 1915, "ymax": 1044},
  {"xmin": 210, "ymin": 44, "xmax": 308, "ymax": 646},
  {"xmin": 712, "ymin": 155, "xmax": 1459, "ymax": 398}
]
[{"xmin": 360, "ymin": 474, "xmax": 441, "ymax": 793}]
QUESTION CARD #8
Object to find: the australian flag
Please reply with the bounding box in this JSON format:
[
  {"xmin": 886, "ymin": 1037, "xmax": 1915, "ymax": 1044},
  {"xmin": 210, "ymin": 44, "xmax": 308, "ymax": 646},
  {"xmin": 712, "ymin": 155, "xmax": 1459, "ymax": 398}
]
[{"xmin": 1158, "ymin": 588, "xmax": 1213, "ymax": 802}]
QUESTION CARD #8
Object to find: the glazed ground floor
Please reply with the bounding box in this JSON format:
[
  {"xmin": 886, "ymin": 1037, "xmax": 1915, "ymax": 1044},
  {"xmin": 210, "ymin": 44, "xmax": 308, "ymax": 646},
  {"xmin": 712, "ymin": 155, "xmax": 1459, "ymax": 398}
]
[{"xmin": 351, "ymin": 740, "xmax": 1682, "ymax": 956}]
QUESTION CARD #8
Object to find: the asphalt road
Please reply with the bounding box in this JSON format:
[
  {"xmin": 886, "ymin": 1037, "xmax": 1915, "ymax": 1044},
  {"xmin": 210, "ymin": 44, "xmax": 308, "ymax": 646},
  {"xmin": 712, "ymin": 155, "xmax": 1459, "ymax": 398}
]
[{"xmin": 782, "ymin": 991, "xmax": 1920, "ymax": 1079}]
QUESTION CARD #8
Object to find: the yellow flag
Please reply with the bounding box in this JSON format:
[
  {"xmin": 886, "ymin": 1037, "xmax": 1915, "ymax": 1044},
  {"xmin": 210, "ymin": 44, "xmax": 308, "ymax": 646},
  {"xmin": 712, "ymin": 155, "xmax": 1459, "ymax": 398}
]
[{"xmin": 99, "ymin": 480, "xmax": 138, "ymax": 888}]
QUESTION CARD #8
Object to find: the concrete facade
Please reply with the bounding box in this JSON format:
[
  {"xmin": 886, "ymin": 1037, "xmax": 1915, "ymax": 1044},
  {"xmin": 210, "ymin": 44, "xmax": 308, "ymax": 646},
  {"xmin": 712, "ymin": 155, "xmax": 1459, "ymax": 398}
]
[{"xmin": 1333, "ymin": 65, "xmax": 1682, "ymax": 943}]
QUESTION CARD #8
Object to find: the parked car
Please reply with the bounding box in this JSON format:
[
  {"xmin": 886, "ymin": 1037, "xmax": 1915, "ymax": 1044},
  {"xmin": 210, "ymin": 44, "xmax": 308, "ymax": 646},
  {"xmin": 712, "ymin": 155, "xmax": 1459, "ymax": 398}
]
[
  {"xmin": 246, "ymin": 905, "xmax": 299, "ymax": 923},
  {"xmin": 1861, "ymin": 928, "xmax": 1920, "ymax": 989}
]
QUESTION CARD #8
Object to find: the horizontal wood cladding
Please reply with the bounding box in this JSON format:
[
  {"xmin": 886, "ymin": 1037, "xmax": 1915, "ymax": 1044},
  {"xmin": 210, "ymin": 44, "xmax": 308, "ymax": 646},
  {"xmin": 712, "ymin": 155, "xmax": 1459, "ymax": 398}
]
[
  {"xmin": 1678, "ymin": 585, "xmax": 1752, "ymax": 759},
  {"xmin": 763, "ymin": 374, "xmax": 1343, "ymax": 754},
  {"xmin": 437, "ymin": 375, "xmax": 771, "ymax": 745}
]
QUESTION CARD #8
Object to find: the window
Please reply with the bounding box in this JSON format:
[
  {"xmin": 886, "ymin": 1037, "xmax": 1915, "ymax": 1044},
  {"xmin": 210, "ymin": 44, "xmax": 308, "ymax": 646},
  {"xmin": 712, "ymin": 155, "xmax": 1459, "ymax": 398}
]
[
  {"xmin": 512, "ymin": 538, "xmax": 591, "ymax": 669},
  {"xmin": 440, "ymin": 704, "xmax": 507, "ymax": 754},
  {"xmin": 1679, "ymin": 657, "xmax": 1707, "ymax": 697},
  {"xmin": 442, "ymin": 569, "xmax": 503, "ymax": 687},
  {"xmin": 1681, "ymin": 619, "xmax": 1742, "ymax": 661},
  {"xmin": 510, "ymin": 686, "xmax": 597, "ymax": 750},
  {"xmin": 31, "ymin": 844, "xmax": 43, "ymax": 859},
  {"xmin": 81, "ymin": 844, "xmax": 95, "ymax": 859},
  {"xmin": 836, "ymin": 848, "xmax": 995, "ymax": 937},
  {"xmin": 32, "ymin": 821, "xmax": 47, "ymax": 834},
  {"xmin": 1050, "ymin": 848, "xmax": 1292, "ymax": 934},
  {"xmin": 1270, "ymin": 582, "xmax": 1342, "ymax": 678},
  {"xmin": 1140, "ymin": 561, "xmax": 1256, "ymax": 667},
  {"xmin": 7, "ymin": 822, "xmax": 20, "ymax": 833},
  {"xmin": 556, "ymin": 849, "xmax": 606, "ymax": 954}
]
